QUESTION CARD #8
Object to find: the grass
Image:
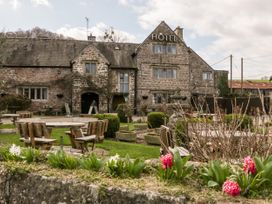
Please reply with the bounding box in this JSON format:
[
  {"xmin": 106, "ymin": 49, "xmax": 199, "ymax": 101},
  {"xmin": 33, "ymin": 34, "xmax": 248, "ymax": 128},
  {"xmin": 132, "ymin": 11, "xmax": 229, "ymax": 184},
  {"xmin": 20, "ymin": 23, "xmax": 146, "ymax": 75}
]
[
  {"xmin": 120, "ymin": 122, "xmax": 148, "ymax": 131},
  {"xmin": 0, "ymin": 124, "xmax": 16, "ymax": 129},
  {"xmin": 96, "ymin": 140, "xmax": 159, "ymax": 160},
  {"xmin": 0, "ymin": 125, "xmax": 160, "ymax": 159}
]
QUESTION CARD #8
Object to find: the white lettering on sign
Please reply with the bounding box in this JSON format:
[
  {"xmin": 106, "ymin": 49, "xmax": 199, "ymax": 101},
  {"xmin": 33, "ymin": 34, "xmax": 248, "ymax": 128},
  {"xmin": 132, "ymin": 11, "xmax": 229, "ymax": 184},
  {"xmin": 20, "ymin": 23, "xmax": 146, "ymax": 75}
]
[{"xmin": 151, "ymin": 33, "xmax": 176, "ymax": 42}]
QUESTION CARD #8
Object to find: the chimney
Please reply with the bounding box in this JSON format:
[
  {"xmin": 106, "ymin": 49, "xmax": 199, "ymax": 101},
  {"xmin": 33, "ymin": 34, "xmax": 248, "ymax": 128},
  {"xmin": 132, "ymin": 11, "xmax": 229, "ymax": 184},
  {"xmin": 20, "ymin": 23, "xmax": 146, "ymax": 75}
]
[
  {"xmin": 87, "ymin": 34, "xmax": 96, "ymax": 42},
  {"xmin": 174, "ymin": 26, "xmax": 183, "ymax": 41}
]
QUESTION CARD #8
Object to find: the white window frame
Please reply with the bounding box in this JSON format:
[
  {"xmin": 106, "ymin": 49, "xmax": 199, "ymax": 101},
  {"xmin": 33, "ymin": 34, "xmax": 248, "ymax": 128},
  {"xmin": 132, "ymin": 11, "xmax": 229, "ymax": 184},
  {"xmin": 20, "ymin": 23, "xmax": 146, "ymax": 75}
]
[
  {"xmin": 85, "ymin": 62, "xmax": 97, "ymax": 75},
  {"xmin": 203, "ymin": 72, "xmax": 213, "ymax": 81},
  {"xmin": 17, "ymin": 87, "xmax": 48, "ymax": 101},
  {"xmin": 119, "ymin": 72, "xmax": 129, "ymax": 93},
  {"xmin": 153, "ymin": 68, "xmax": 177, "ymax": 79},
  {"xmin": 153, "ymin": 44, "xmax": 177, "ymax": 54}
]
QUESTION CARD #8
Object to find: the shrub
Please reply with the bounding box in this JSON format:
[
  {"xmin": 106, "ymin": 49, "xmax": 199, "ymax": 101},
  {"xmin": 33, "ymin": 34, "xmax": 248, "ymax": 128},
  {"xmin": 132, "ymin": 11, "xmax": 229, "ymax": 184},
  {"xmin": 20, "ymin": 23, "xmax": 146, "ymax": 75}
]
[
  {"xmin": 124, "ymin": 156, "xmax": 145, "ymax": 178},
  {"xmin": 224, "ymin": 114, "xmax": 253, "ymax": 130},
  {"xmin": 47, "ymin": 150, "xmax": 79, "ymax": 169},
  {"xmin": 147, "ymin": 112, "xmax": 168, "ymax": 128},
  {"xmin": 116, "ymin": 103, "xmax": 133, "ymax": 123},
  {"xmin": 0, "ymin": 94, "xmax": 31, "ymax": 112},
  {"xmin": 94, "ymin": 114, "xmax": 120, "ymax": 138},
  {"xmin": 175, "ymin": 119, "xmax": 189, "ymax": 147},
  {"xmin": 21, "ymin": 147, "xmax": 43, "ymax": 163}
]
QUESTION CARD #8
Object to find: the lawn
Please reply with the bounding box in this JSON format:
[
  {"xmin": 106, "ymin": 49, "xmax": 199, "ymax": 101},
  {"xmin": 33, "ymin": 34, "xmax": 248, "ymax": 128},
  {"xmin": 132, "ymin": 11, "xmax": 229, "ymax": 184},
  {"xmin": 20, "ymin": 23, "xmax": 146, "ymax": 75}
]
[{"xmin": 0, "ymin": 124, "xmax": 160, "ymax": 159}]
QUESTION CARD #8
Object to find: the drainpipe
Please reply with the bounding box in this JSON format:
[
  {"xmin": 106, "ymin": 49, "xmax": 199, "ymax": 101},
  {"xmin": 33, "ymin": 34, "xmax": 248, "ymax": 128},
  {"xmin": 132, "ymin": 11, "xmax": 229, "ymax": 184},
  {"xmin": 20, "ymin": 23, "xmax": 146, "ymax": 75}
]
[{"xmin": 134, "ymin": 68, "xmax": 138, "ymax": 114}]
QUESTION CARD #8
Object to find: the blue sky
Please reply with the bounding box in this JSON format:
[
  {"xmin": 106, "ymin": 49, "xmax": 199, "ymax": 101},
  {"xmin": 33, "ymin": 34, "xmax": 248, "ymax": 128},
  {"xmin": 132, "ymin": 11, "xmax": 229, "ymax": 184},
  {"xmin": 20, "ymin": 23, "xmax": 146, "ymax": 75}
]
[{"xmin": 1, "ymin": 0, "xmax": 272, "ymax": 80}]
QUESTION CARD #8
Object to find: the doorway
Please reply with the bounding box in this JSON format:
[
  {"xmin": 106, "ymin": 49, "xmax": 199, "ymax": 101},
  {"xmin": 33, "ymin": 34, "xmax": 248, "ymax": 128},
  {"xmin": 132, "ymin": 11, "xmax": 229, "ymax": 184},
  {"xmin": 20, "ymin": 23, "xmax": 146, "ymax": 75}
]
[
  {"xmin": 81, "ymin": 92, "xmax": 99, "ymax": 114},
  {"xmin": 112, "ymin": 95, "xmax": 126, "ymax": 111}
]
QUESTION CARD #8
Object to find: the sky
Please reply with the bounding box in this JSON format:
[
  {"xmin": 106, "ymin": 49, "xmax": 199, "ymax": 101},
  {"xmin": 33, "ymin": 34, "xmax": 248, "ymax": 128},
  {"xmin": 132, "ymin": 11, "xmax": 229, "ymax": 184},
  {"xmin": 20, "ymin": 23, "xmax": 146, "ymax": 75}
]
[{"xmin": 0, "ymin": 0, "xmax": 272, "ymax": 80}]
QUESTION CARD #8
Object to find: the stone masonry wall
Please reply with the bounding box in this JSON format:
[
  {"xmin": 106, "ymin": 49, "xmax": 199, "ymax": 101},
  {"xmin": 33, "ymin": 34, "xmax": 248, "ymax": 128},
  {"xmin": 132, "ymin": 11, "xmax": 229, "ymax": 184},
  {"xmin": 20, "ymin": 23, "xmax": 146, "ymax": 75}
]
[
  {"xmin": 72, "ymin": 44, "xmax": 109, "ymax": 113},
  {"xmin": 0, "ymin": 165, "xmax": 186, "ymax": 204},
  {"xmin": 137, "ymin": 22, "xmax": 191, "ymax": 111},
  {"xmin": 0, "ymin": 67, "xmax": 72, "ymax": 112}
]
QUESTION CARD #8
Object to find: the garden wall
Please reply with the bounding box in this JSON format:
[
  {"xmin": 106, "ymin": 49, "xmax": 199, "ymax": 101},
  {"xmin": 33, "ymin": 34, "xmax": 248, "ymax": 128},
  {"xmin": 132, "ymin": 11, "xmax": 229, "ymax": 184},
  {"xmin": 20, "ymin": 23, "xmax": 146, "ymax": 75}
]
[{"xmin": 0, "ymin": 165, "xmax": 186, "ymax": 204}]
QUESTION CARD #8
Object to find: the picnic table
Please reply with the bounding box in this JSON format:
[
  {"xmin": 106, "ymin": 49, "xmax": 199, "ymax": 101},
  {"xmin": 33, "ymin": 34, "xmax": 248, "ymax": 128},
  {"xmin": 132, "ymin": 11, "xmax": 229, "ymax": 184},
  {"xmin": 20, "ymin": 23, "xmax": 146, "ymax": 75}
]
[{"xmin": 1, "ymin": 114, "xmax": 20, "ymax": 124}]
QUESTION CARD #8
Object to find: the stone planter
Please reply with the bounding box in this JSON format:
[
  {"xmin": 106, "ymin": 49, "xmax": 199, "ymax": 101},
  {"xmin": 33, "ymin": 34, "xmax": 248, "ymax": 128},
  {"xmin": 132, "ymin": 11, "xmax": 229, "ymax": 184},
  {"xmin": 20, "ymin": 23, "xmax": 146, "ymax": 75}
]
[
  {"xmin": 134, "ymin": 123, "xmax": 148, "ymax": 130},
  {"xmin": 116, "ymin": 131, "xmax": 137, "ymax": 142},
  {"xmin": 144, "ymin": 133, "xmax": 161, "ymax": 145},
  {"xmin": 119, "ymin": 125, "xmax": 129, "ymax": 131}
]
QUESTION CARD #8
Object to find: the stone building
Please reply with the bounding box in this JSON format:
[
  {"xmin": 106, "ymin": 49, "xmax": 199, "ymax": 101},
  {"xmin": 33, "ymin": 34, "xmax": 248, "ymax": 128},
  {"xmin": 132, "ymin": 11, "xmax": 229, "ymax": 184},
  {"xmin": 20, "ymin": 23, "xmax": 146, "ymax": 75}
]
[{"xmin": 0, "ymin": 21, "xmax": 227, "ymax": 114}]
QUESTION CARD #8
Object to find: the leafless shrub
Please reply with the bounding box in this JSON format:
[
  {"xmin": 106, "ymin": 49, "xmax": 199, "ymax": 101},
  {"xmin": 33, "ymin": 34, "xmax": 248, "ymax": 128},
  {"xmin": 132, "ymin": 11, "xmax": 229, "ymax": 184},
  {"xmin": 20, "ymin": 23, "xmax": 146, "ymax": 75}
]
[{"xmin": 168, "ymin": 98, "xmax": 272, "ymax": 162}]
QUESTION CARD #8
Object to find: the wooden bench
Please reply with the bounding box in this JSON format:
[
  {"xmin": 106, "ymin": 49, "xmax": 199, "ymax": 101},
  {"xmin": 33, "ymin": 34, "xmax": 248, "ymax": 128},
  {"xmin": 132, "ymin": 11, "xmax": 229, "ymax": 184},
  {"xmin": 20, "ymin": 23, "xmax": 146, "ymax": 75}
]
[
  {"xmin": 160, "ymin": 125, "xmax": 190, "ymax": 157},
  {"xmin": 70, "ymin": 127, "xmax": 96, "ymax": 153},
  {"xmin": 17, "ymin": 122, "xmax": 56, "ymax": 150}
]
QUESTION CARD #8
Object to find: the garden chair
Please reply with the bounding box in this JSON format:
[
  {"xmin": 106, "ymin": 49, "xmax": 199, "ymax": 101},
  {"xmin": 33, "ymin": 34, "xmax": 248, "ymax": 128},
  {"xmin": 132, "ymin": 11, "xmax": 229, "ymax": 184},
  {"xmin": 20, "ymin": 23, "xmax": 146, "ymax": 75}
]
[
  {"xmin": 18, "ymin": 122, "xmax": 56, "ymax": 150},
  {"xmin": 70, "ymin": 127, "xmax": 96, "ymax": 153},
  {"xmin": 96, "ymin": 119, "xmax": 108, "ymax": 143},
  {"xmin": 160, "ymin": 125, "xmax": 190, "ymax": 157}
]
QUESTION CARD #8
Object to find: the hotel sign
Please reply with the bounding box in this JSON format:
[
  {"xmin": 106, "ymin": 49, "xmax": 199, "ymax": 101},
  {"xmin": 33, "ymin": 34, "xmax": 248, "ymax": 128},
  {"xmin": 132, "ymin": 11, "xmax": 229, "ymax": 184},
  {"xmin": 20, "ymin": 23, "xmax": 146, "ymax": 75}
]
[{"xmin": 151, "ymin": 33, "xmax": 177, "ymax": 42}]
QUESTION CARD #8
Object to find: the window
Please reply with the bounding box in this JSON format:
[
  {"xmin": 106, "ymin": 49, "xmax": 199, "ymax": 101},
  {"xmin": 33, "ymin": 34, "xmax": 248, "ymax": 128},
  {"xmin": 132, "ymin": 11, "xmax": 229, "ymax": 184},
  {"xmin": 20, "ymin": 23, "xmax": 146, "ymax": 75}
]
[
  {"xmin": 153, "ymin": 68, "xmax": 177, "ymax": 79},
  {"xmin": 153, "ymin": 44, "xmax": 176, "ymax": 54},
  {"xmin": 153, "ymin": 93, "xmax": 172, "ymax": 104},
  {"xmin": 203, "ymin": 72, "xmax": 213, "ymax": 80},
  {"xmin": 18, "ymin": 87, "xmax": 48, "ymax": 100},
  {"xmin": 85, "ymin": 63, "xmax": 96, "ymax": 75},
  {"xmin": 119, "ymin": 73, "xmax": 129, "ymax": 93}
]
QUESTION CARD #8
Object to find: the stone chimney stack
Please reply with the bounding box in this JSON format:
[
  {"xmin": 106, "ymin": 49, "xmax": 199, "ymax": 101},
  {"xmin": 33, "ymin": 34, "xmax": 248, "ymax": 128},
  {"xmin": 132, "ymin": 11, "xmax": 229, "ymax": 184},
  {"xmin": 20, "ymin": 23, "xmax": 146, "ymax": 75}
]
[
  {"xmin": 174, "ymin": 26, "xmax": 183, "ymax": 41},
  {"xmin": 87, "ymin": 34, "xmax": 96, "ymax": 42}
]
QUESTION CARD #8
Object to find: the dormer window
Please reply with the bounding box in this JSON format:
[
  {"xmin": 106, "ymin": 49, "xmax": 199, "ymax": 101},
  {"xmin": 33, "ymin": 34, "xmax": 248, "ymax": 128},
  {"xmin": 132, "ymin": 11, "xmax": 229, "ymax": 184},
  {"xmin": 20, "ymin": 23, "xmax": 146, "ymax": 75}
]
[
  {"xmin": 153, "ymin": 44, "xmax": 176, "ymax": 54},
  {"xmin": 85, "ymin": 63, "xmax": 96, "ymax": 75}
]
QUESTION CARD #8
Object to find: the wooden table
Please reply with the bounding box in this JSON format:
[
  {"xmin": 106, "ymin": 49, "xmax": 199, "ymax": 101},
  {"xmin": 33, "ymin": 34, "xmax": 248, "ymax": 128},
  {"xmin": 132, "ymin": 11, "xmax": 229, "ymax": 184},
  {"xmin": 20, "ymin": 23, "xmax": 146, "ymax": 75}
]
[
  {"xmin": 45, "ymin": 122, "xmax": 85, "ymax": 128},
  {"xmin": 1, "ymin": 114, "xmax": 20, "ymax": 124}
]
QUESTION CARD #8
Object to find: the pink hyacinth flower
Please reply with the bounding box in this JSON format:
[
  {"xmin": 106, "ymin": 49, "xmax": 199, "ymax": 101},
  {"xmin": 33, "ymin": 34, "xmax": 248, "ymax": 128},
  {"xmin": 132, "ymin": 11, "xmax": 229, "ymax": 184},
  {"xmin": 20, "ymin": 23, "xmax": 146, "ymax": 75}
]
[
  {"xmin": 160, "ymin": 153, "xmax": 173, "ymax": 170},
  {"xmin": 223, "ymin": 180, "xmax": 241, "ymax": 196},
  {"xmin": 243, "ymin": 156, "xmax": 256, "ymax": 175}
]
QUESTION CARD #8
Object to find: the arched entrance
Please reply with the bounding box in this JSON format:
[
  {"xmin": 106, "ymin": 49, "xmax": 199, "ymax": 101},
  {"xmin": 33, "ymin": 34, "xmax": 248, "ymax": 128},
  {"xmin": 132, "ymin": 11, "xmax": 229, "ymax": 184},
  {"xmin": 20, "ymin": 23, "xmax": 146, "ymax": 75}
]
[
  {"xmin": 112, "ymin": 94, "xmax": 126, "ymax": 111},
  {"xmin": 81, "ymin": 92, "xmax": 99, "ymax": 114}
]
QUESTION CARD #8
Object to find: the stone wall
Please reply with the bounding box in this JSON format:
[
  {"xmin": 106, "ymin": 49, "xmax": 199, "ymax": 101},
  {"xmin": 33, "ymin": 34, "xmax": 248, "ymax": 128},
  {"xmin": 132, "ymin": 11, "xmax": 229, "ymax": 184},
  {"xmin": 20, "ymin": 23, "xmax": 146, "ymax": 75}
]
[
  {"xmin": 137, "ymin": 22, "xmax": 191, "ymax": 111},
  {"xmin": 0, "ymin": 67, "xmax": 72, "ymax": 113},
  {"xmin": 0, "ymin": 165, "xmax": 186, "ymax": 204},
  {"xmin": 72, "ymin": 44, "xmax": 109, "ymax": 113}
]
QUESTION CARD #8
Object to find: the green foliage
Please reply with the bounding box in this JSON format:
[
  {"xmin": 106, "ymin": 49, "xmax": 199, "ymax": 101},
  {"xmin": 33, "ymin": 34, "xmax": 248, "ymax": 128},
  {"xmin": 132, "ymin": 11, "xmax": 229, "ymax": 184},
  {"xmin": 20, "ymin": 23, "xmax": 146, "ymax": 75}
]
[
  {"xmin": 47, "ymin": 150, "xmax": 79, "ymax": 169},
  {"xmin": 124, "ymin": 156, "xmax": 145, "ymax": 178},
  {"xmin": 105, "ymin": 154, "xmax": 126, "ymax": 177},
  {"xmin": 0, "ymin": 94, "xmax": 31, "ymax": 112},
  {"xmin": 175, "ymin": 119, "xmax": 189, "ymax": 147},
  {"xmin": 200, "ymin": 160, "xmax": 231, "ymax": 189},
  {"xmin": 224, "ymin": 114, "xmax": 253, "ymax": 130},
  {"xmin": 254, "ymin": 155, "xmax": 272, "ymax": 181},
  {"xmin": 116, "ymin": 103, "xmax": 133, "ymax": 123},
  {"xmin": 230, "ymin": 170, "xmax": 268, "ymax": 197},
  {"xmin": 147, "ymin": 112, "xmax": 168, "ymax": 128},
  {"xmin": 0, "ymin": 147, "xmax": 22, "ymax": 161},
  {"xmin": 158, "ymin": 152, "xmax": 192, "ymax": 181},
  {"xmin": 21, "ymin": 147, "xmax": 42, "ymax": 163},
  {"xmin": 217, "ymin": 74, "xmax": 230, "ymax": 97},
  {"xmin": 80, "ymin": 153, "xmax": 103, "ymax": 172},
  {"xmin": 94, "ymin": 114, "xmax": 120, "ymax": 138}
]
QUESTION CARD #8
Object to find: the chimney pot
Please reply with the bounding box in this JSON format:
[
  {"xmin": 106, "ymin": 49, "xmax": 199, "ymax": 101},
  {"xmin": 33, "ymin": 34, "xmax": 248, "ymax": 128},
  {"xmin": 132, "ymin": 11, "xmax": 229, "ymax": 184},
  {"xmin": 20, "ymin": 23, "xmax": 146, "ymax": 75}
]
[
  {"xmin": 88, "ymin": 34, "xmax": 96, "ymax": 42},
  {"xmin": 174, "ymin": 26, "xmax": 183, "ymax": 41}
]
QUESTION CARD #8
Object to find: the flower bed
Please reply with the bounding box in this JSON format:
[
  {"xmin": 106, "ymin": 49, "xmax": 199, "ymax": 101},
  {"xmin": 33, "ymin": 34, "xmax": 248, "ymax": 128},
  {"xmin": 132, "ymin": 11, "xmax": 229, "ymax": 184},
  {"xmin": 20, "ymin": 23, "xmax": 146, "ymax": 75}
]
[{"xmin": 0, "ymin": 144, "xmax": 272, "ymax": 203}]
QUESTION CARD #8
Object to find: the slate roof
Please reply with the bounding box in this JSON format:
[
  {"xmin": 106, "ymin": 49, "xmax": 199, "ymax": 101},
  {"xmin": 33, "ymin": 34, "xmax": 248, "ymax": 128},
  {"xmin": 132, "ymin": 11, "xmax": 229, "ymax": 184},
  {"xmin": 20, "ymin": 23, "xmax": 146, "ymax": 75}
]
[
  {"xmin": 230, "ymin": 80, "xmax": 272, "ymax": 90},
  {"xmin": 0, "ymin": 38, "xmax": 138, "ymax": 68}
]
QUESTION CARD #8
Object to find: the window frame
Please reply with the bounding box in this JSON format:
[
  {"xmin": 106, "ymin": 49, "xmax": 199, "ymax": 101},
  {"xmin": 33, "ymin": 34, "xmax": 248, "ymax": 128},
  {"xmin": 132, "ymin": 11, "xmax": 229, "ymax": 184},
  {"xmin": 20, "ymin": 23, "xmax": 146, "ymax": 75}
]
[
  {"xmin": 152, "ymin": 44, "xmax": 177, "ymax": 54},
  {"xmin": 119, "ymin": 72, "xmax": 129, "ymax": 93},
  {"xmin": 85, "ymin": 62, "xmax": 97, "ymax": 75},
  {"xmin": 17, "ymin": 87, "xmax": 48, "ymax": 101},
  {"xmin": 202, "ymin": 72, "xmax": 213, "ymax": 81},
  {"xmin": 153, "ymin": 68, "xmax": 177, "ymax": 79}
]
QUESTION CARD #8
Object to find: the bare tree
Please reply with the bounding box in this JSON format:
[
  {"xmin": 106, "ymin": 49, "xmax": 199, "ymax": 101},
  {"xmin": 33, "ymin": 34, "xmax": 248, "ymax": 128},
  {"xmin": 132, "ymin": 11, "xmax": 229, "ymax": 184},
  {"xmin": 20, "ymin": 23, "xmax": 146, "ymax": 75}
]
[{"xmin": 99, "ymin": 26, "xmax": 129, "ymax": 42}]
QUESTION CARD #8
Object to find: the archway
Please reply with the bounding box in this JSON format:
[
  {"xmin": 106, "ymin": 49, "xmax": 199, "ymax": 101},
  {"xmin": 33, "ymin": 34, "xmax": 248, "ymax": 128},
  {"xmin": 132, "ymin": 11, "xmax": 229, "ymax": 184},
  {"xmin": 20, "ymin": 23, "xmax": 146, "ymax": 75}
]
[{"xmin": 81, "ymin": 92, "xmax": 99, "ymax": 114}]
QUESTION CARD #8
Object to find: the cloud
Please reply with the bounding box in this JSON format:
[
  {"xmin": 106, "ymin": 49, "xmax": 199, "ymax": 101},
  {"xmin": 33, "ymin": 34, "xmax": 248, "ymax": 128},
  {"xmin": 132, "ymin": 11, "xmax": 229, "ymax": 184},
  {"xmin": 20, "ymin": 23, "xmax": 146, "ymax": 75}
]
[
  {"xmin": 55, "ymin": 22, "xmax": 137, "ymax": 42},
  {"xmin": 10, "ymin": 0, "xmax": 21, "ymax": 10},
  {"xmin": 120, "ymin": 0, "xmax": 272, "ymax": 78},
  {"xmin": 30, "ymin": 0, "xmax": 50, "ymax": 7}
]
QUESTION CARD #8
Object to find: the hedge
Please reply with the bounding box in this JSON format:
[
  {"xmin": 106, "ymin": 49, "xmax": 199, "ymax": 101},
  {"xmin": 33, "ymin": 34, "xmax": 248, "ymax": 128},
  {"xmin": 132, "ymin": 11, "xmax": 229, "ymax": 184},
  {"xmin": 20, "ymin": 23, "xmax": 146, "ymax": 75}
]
[{"xmin": 147, "ymin": 112, "xmax": 168, "ymax": 128}]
